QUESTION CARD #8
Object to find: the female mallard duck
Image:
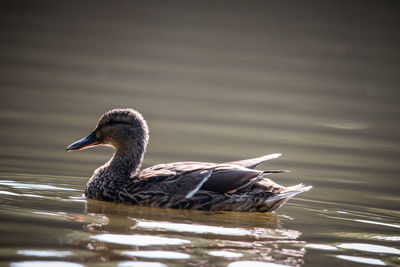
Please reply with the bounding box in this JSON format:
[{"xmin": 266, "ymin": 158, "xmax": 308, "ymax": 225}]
[{"xmin": 67, "ymin": 108, "xmax": 311, "ymax": 212}]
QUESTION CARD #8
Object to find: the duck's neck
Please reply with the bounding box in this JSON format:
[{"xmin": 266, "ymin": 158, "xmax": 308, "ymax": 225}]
[
  {"xmin": 86, "ymin": 128, "xmax": 148, "ymax": 200},
  {"xmin": 108, "ymin": 142, "xmax": 145, "ymax": 179}
]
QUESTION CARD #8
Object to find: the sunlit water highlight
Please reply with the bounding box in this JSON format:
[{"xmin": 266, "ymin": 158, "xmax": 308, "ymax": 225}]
[
  {"xmin": 337, "ymin": 243, "xmax": 400, "ymax": 255},
  {"xmin": 336, "ymin": 255, "xmax": 386, "ymax": 266},
  {"xmin": 91, "ymin": 234, "xmax": 190, "ymax": 246},
  {"xmin": 0, "ymin": 180, "xmax": 76, "ymax": 191},
  {"xmin": 134, "ymin": 220, "xmax": 300, "ymax": 240},
  {"xmin": 305, "ymin": 244, "xmax": 338, "ymax": 251},
  {"xmin": 208, "ymin": 251, "xmax": 243, "ymax": 258},
  {"xmin": 16, "ymin": 250, "xmax": 73, "ymax": 257},
  {"xmin": 355, "ymin": 219, "xmax": 400, "ymax": 229},
  {"xmin": 228, "ymin": 261, "xmax": 290, "ymax": 267},
  {"xmin": 121, "ymin": 250, "xmax": 191, "ymax": 260},
  {"xmin": 11, "ymin": 262, "xmax": 83, "ymax": 267},
  {"xmin": 118, "ymin": 261, "xmax": 166, "ymax": 267},
  {"xmin": 135, "ymin": 220, "xmax": 251, "ymax": 236}
]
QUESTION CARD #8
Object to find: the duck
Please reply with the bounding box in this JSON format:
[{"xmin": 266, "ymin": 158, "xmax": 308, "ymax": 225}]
[{"xmin": 67, "ymin": 108, "xmax": 311, "ymax": 212}]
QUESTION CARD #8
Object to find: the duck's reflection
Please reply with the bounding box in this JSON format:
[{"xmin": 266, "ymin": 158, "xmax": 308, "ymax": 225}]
[
  {"xmin": 85, "ymin": 198, "xmax": 280, "ymax": 228},
  {"xmin": 80, "ymin": 199, "xmax": 306, "ymax": 266}
]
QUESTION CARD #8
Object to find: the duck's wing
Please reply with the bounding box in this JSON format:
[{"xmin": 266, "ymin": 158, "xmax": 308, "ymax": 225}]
[
  {"xmin": 146, "ymin": 169, "xmax": 213, "ymax": 198},
  {"xmin": 139, "ymin": 162, "xmax": 265, "ymax": 194},
  {"xmin": 201, "ymin": 164, "xmax": 264, "ymax": 193},
  {"xmin": 127, "ymin": 168, "xmax": 212, "ymax": 198},
  {"xmin": 225, "ymin": 153, "xmax": 282, "ymax": 169}
]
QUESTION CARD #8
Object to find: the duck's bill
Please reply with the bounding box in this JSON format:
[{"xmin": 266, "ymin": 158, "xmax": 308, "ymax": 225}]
[{"xmin": 66, "ymin": 133, "xmax": 100, "ymax": 151}]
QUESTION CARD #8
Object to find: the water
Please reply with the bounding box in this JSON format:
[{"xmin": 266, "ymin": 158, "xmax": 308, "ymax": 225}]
[{"xmin": 0, "ymin": 1, "xmax": 399, "ymax": 266}]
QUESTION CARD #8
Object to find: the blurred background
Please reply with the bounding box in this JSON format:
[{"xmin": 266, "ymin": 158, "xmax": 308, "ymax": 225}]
[{"xmin": 0, "ymin": 1, "xmax": 399, "ymax": 266}]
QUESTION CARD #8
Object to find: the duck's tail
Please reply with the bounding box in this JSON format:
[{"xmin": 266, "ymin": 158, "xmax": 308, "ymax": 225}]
[
  {"xmin": 264, "ymin": 184, "xmax": 312, "ymax": 212},
  {"xmin": 266, "ymin": 184, "xmax": 312, "ymax": 203}
]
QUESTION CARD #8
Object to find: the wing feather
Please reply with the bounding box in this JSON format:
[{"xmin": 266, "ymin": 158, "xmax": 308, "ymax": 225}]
[
  {"xmin": 146, "ymin": 169, "xmax": 213, "ymax": 198},
  {"xmin": 226, "ymin": 153, "xmax": 282, "ymax": 169}
]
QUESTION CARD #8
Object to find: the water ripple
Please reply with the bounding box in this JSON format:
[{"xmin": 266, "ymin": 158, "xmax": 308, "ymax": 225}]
[
  {"xmin": 305, "ymin": 244, "xmax": 338, "ymax": 251},
  {"xmin": 10, "ymin": 262, "xmax": 83, "ymax": 267},
  {"xmin": 228, "ymin": 261, "xmax": 290, "ymax": 267},
  {"xmin": 208, "ymin": 250, "xmax": 243, "ymax": 258},
  {"xmin": 121, "ymin": 250, "xmax": 190, "ymax": 259},
  {"xmin": 337, "ymin": 243, "xmax": 400, "ymax": 255},
  {"xmin": 133, "ymin": 220, "xmax": 300, "ymax": 240},
  {"xmin": 336, "ymin": 255, "xmax": 386, "ymax": 266},
  {"xmin": 369, "ymin": 235, "xmax": 400, "ymax": 242},
  {"xmin": 0, "ymin": 180, "xmax": 76, "ymax": 191},
  {"xmin": 355, "ymin": 219, "xmax": 400, "ymax": 229},
  {"xmin": 118, "ymin": 261, "xmax": 167, "ymax": 267},
  {"xmin": 16, "ymin": 250, "xmax": 73, "ymax": 257},
  {"xmin": 135, "ymin": 220, "xmax": 250, "ymax": 236},
  {"xmin": 91, "ymin": 234, "xmax": 190, "ymax": 246},
  {"xmin": 0, "ymin": 190, "xmax": 20, "ymax": 196}
]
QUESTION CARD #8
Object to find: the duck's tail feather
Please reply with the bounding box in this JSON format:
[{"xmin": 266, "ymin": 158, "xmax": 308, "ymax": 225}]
[
  {"xmin": 264, "ymin": 184, "xmax": 312, "ymax": 212},
  {"xmin": 265, "ymin": 183, "xmax": 312, "ymax": 204},
  {"xmin": 261, "ymin": 184, "xmax": 312, "ymax": 212}
]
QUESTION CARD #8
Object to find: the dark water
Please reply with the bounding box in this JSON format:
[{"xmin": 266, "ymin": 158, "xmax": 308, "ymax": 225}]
[{"xmin": 1, "ymin": 1, "xmax": 400, "ymax": 266}]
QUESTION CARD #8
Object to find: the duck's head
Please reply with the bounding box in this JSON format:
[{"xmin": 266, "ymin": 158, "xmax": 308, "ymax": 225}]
[{"xmin": 66, "ymin": 108, "xmax": 149, "ymax": 152}]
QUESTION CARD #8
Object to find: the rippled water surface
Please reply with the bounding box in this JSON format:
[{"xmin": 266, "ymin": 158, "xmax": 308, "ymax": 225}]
[{"xmin": 1, "ymin": 1, "xmax": 399, "ymax": 266}]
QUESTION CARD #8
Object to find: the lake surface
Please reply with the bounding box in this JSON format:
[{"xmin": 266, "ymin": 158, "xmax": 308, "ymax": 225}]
[{"xmin": 0, "ymin": 1, "xmax": 399, "ymax": 266}]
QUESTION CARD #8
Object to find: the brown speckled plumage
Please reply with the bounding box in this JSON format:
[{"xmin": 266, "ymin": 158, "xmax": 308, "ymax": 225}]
[{"xmin": 67, "ymin": 108, "xmax": 311, "ymax": 212}]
